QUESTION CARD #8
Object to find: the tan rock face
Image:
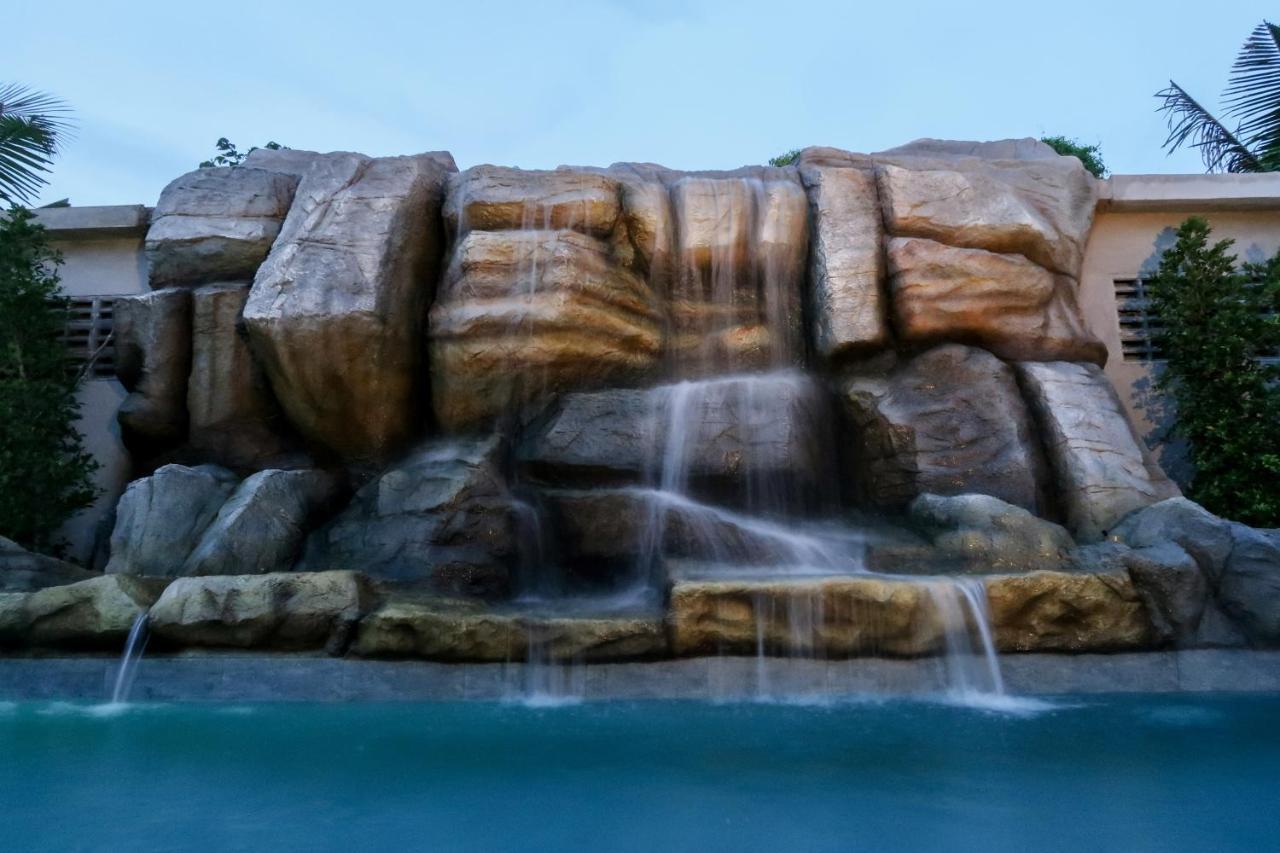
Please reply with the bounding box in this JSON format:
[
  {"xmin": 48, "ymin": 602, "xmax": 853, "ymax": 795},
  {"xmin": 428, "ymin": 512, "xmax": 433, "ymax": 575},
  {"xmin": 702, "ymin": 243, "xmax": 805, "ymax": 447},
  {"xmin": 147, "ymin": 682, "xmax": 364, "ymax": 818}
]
[
  {"xmin": 669, "ymin": 577, "xmax": 943, "ymax": 658},
  {"xmin": 887, "ymin": 238, "xmax": 1105, "ymax": 363},
  {"xmin": 245, "ymin": 151, "xmax": 457, "ymax": 463},
  {"xmin": 114, "ymin": 288, "xmax": 192, "ymax": 451},
  {"xmin": 841, "ymin": 345, "xmax": 1050, "ymax": 514},
  {"xmin": 188, "ymin": 283, "xmax": 295, "ymax": 469},
  {"xmin": 1016, "ymin": 361, "xmax": 1180, "ymax": 541},
  {"xmin": 429, "ymin": 224, "xmax": 662, "ymax": 432},
  {"xmin": 148, "ymin": 571, "xmax": 374, "ymax": 651},
  {"xmin": 985, "ymin": 570, "xmax": 1155, "ymax": 652},
  {"xmin": 146, "ymin": 167, "xmax": 301, "ymax": 287},
  {"xmin": 874, "ymin": 153, "xmax": 1097, "ymax": 278},
  {"xmin": 444, "ymin": 166, "xmax": 621, "ymax": 237},
  {"xmin": 16, "ymin": 576, "xmax": 167, "ymax": 649},
  {"xmin": 798, "ymin": 163, "xmax": 889, "ymax": 362},
  {"xmin": 351, "ymin": 598, "xmax": 666, "ymax": 662}
]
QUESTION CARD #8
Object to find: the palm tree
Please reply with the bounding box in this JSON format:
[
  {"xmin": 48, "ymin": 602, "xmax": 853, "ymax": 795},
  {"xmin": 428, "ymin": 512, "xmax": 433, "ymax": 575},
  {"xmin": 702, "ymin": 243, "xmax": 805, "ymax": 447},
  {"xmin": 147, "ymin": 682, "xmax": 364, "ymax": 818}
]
[
  {"xmin": 1157, "ymin": 21, "xmax": 1280, "ymax": 173},
  {"xmin": 0, "ymin": 84, "xmax": 74, "ymax": 205}
]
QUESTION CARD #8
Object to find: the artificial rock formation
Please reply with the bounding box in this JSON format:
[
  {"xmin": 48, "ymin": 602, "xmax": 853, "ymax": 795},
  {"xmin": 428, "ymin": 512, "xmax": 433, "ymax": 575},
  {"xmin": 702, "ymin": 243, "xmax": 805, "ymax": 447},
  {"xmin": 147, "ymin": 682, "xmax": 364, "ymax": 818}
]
[
  {"xmin": 0, "ymin": 576, "xmax": 167, "ymax": 649},
  {"xmin": 245, "ymin": 151, "xmax": 457, "ymax": 462},
  {"xmin": 145, "ymin": 166, "xmax": 301, "ymax": 288},
  {"xmin": 1017, "ymin": 361, "xmax": 1179, "ymax": 541},
  {"xmin": 0, "ymin": 537, "xmax": 97, "ymax": 592},
  {"xmin": 841, "ymin": 345, "xmax": 1049, "ymax": 514},
  {"xmin": 114, "ymin": 287, "xmax": 192, "ymax": 450},
  {"xmin": 303, "ymin": 437, "xmax": 516, "ymax": 596}
]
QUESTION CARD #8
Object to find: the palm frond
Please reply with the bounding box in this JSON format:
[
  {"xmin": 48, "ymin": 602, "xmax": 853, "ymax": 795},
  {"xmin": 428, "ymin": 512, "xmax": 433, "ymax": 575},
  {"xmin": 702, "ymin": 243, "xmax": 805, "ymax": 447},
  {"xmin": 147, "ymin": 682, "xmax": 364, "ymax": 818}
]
[
  {"xmin": 1156, "ymin": 81, "xmax": 1262, "ymax": 172},
  {"xmin": 1223, "ymin": 22, "xmax": 1280, "ymax": 160},
  {"xmin": 0, "ymin": 84, "xmax": 75, "ymax": 205}
]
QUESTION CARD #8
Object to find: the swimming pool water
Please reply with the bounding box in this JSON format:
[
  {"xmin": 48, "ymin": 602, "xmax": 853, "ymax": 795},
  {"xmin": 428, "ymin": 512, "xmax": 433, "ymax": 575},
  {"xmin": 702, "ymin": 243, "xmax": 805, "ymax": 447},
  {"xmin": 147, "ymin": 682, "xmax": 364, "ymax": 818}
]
[{"xmin": 0, "ymin": 695, "xmax": 1276, "ymax": 852}]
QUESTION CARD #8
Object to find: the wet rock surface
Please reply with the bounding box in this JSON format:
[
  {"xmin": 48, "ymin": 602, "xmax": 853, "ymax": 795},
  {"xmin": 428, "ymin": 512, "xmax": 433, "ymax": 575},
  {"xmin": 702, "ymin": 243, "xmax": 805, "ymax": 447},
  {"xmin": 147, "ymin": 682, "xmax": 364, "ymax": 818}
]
[{"xmin": 1, "ymin": 575, "xmax": 166, "ymax": 649}]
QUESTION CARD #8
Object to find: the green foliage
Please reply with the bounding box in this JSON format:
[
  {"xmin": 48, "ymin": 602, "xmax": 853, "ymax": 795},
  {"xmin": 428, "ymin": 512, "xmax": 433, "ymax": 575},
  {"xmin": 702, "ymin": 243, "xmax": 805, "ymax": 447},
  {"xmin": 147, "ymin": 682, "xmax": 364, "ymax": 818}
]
[
  {"xmin": 768, "ymin": 149, "xmax": 801, "ymax": 167},
  {"xmin": 1157, "ymin": 21, "xmax": 1280, "ymax": 173},
  {"xmin": 0, "ymin": 206, "xmax": 97, "ymax": 552},
  {"xmin": 0, "ymin": 83, "xmax": 74, "ymax": 205},
  {"xmin": 1040, "ymin": 135, "xmax": 1107, "ymax": 178},
  {"xmin": 1146, "ymin": 217, "xmax": 1280, "ymax": 525},
  {"xmin": 199, "ymin": 137, "xmax": 287, "ymax": 169}
]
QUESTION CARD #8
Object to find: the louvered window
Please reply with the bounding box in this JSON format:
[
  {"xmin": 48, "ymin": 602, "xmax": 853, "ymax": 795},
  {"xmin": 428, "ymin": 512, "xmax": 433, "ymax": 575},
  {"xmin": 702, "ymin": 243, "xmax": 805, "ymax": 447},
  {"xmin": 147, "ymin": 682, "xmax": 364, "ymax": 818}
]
[
  {"xmin": 1115, "ymin": 277, "xmax": 1279, "ymax": 364},
  {"xmin": 61, "ymin": 296, "xmax": 116, "ymax": 378}
]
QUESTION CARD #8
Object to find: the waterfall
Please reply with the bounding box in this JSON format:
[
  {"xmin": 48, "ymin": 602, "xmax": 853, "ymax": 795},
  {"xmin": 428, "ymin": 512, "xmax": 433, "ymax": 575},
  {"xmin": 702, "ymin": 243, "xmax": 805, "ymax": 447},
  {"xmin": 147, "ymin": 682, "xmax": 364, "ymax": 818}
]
[{"xmin": 108, "ymin": 613, "xmax": 149, "ymax": 705}]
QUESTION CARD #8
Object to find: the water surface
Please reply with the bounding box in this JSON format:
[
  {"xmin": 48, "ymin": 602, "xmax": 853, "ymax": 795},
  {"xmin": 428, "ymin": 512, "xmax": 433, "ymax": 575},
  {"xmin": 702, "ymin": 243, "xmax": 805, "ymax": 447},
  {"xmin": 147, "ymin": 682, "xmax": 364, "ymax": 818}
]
[{"xmin": 1, "ymin": 695, "xmax": 1276, "ymax": 852}]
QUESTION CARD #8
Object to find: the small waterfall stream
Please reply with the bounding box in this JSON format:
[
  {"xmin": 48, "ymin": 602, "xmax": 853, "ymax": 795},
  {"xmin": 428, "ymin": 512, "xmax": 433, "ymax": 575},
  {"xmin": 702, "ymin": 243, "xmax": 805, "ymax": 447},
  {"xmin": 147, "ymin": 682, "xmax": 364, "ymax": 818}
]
[{"xmin": 109, "ymin": 613, "xmax": 149, "ymax": 705}]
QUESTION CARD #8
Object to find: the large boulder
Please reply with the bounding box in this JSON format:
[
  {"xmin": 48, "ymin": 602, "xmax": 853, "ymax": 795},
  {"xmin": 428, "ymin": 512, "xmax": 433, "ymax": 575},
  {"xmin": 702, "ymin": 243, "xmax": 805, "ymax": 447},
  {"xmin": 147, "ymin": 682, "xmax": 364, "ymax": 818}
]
[
  {"xmin": 113, "ymin": 288, "xmax": 192, "ymax": 450},
  {"xmin": 351, "ymin": 597, "xmax": 666, "ymax": 662},
  {"xmin": 148, "ymin": 571, "xmax": 373, "ymax": 652},
  {"xmin": 181, "ymin": 469, "xmax": 341, "ymax": 576},
  {"xmin": 886, "ymin": 237, "xmax": 1104, "ymax": 363},
  {"xmin": 245, "ymin": 151, "xmax": 457, "ymax": 462},
  {"xmin": 1216, "ymin": 524, "xmax": 1280, "ymax": 644},
  {"xmin": 907, "ymin": 493, "xmax": 1073, "ymax": 572},
  {"xmin": 521, "ymin": 374, "xmax": 832, "ymax": 511},
  {"xmin": 17, "ymin": 575, "xmax": 166, "ymax": 649},
  {"xmin": 1110, "ymin": 497, "xmax": 1233, "ymax": 577},
  {"xmin": 145, "ymin": 167, "xmax": 300, "ymax": 287},
  {"xmin": 1121, "ymin": 542, "xmax": 1210, "ymax": 647},
  {"xmin": 443, "ymin": 166, "xmax": 620, "ymax": 237},
  {"xmin": 1017, "ymin": 361, "xmax": 1179, "ymax": 541},
  {"xmin": 873, "ymin": 146, "xmax": 1097, "ymax": 277},
  {"xmin": 669, "ymin": 576, "xmax": 943, "ymax": 657},
  {"xmin": 187, "ymin": 283, "xmax": 296, "ymax": 469},
  {"xmin": 984, "ymin": 570, "xmax": 1155, "ymax": 652},
  {"xmin": 841, "ymin": 345, "xmax": 1049, "ymax": 514},
  {"xmin": 797, "ymin": 161, "xmax": 889, "ymax": 362},
  {"xmin": 302, "ymin": 437, "xmax": 516, "ymax": 596},
  {"xmin": 105, "ymin": 464, "xmax": 239, "ymax": 577},
  {"xmin": 0, "ymin": 537, "xmax": 97, "ymax": 592},
  {"xmin": 429, "ymin": 228, "xmax": 662, "ymax": 431}
]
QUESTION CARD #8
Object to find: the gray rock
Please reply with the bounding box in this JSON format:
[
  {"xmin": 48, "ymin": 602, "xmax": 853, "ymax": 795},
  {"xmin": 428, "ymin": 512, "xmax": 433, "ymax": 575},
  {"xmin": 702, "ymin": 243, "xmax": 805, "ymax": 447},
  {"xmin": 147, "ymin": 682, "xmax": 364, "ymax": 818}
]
[
  {"xmin": 113, "ymin": 288, "xmax": 192, "ymax": 450},
  {"xmin": 240, "ymin": 147, "xmax": 324, "ymax": 179},
  {"xmin": 1110, "ymin": 498, "xmax": 1234, "ymax": 579},
  {"xmin": 907, "ymin": 493, "xmax": 1073, "ymax": 572},
  {"xmin": 303, "ymin": 437, "xmax": 515, "ymax": 596},
  {"xmin": 245, "ymin": 151, "xmax": 457, "ymax": 462},
  {"xmin": 187, "ymin": 282, "xmax": 295, "ymax": 469},
  {"xmin": 0, "ymin": 537, "xmax": 97, "ymax": 592},
  {"xmin": 146, "ymin": 167, "xmax": 300, "ymax": 287},
  {"xmin": 521, "ymin": 374, "xmax": 833, "ymax": 512},
  {"xmin": 1217, "ymin": 524, "xmax": 1280, "ymax": 644},
  {"xmin": 841, "ymin": 345, "xmax": 1049, "ymax": 514},
  {"xmin": 1122, "ymin": 542, "xmax": 1208, "ymax": 646},
  {"xmin": 105, "ymin": 464, "xmax": 239, "ymax": 577},
  {"xmin": 875, "ymin": 137, "xmax": 1065, "ymax": 161},
  {"xmin": 1017, "ymin": 361, "xmax": 1180, "ymax": 541},
  {"xmin": 182, "ymin": 469, "xmax": 340, "ymax": 576},
  {"xmin": 798, "ymin": 162, "xmax": 889, "ymax": 362},
  {"xmin": 18, "ymin": 575, "xmax": 166, "ymax": 649},
  {"xmin": 148, "ymin": 571, "xmax": 374, "ymax": 652}
]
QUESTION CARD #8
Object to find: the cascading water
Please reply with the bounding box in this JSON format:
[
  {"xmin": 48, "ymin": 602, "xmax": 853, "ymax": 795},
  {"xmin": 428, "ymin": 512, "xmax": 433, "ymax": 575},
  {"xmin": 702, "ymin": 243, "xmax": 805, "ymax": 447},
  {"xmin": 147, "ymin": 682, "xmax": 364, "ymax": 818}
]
[{"xmin": 108, "ymin": 612, "xmax": 149, "ymax": 705}]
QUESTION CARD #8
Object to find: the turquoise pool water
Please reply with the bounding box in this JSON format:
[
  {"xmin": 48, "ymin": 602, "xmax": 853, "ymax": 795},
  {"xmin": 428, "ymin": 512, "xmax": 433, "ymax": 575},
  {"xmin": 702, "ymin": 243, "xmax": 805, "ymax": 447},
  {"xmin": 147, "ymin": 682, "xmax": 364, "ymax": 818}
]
[{"xmin": 1, "ymin": 695, "xmax": 1276, "ymax": 852}]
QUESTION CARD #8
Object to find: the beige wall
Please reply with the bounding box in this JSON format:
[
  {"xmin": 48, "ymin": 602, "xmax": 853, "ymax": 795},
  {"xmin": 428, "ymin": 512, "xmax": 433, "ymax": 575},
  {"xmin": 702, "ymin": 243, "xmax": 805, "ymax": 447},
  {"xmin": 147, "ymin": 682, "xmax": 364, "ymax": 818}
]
[{"xmin": 1079, "ymin": 207, "xmax": 1280, "ymax": 484}]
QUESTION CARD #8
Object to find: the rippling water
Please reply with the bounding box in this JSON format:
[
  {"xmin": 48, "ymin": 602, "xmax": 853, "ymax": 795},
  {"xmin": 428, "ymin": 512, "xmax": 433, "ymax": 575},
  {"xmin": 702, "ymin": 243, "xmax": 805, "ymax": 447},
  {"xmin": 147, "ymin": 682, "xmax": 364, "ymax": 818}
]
[{"xmin": 1, "ymin": 695, "xmax": 1276, "ymax": 852}]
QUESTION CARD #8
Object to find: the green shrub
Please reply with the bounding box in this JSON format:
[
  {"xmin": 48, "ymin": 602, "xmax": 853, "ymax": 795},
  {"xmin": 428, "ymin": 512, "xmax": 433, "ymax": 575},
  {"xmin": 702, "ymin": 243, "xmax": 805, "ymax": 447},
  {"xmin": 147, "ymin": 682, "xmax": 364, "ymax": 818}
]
[
  {"xmin": 1147, "ymin": 216, "xmax": 1280, "ymax": 525},
  {"xmin": 768, "ymin": 149, "xmax": 801, "ymax": 167},
  {"xmin": 1040, "ymin": 136, "xmax": 1107, "ymax": 178},
  {"xmin": 199, "ymin": 137, "xmax": 286, "ymax": 168},
  {"xmin": 0, "ymin": 206, "xmax": 97, "ymax": 552}
]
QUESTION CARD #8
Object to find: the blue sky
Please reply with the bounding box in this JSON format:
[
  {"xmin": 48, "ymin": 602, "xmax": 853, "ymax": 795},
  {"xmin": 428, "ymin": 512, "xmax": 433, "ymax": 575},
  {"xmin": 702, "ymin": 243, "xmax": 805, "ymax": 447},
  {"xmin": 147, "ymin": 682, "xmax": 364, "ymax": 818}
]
[{"xmin": 8, "ymin": 0, "xmax": 1270, "ymax": 206}]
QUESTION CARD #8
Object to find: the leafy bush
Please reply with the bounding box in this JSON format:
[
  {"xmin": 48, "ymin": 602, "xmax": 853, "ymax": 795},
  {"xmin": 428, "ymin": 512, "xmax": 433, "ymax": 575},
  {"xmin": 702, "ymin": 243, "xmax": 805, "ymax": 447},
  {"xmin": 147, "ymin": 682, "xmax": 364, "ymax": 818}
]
[
  {"xmin": 768, "ymin": 149, "xmax": 801, "ymax": 167},
  {"xmin": 199, "ymin": 137, "xmax": 286, "ymax": 168},
  {"xmin": 1147, "ymin": 217, "xmax": 1280, "ymax": 525},
  {"xmin": 1040, "ymin": 136, "xmax": 1107, "ymax": 178},
  {"xmin": 0, "ymin": 206, "xmax": 97, "ymax": 552}
]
